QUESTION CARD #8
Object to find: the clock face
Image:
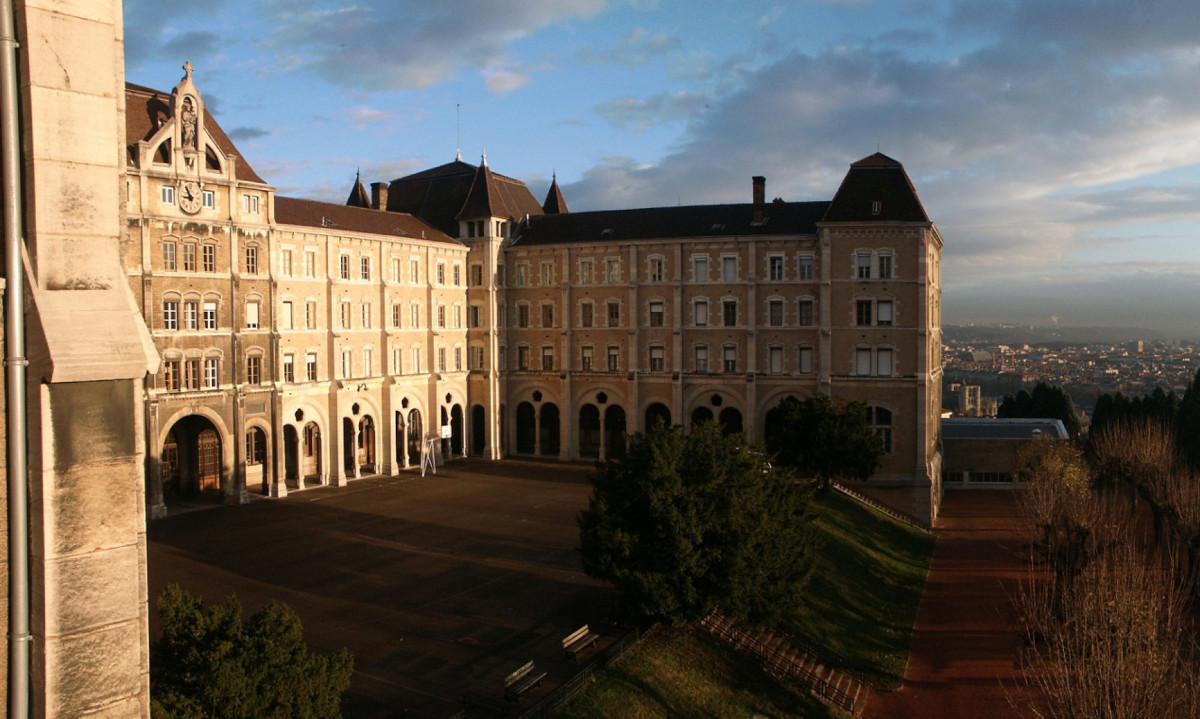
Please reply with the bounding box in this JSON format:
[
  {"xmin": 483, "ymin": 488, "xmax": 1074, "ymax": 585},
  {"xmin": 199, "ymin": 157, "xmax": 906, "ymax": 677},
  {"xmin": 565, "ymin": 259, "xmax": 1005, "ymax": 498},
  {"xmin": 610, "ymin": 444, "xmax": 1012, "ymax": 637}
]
[{"xmin": 179, "ymin": 181, "xmax": 202, "ymax": 214}]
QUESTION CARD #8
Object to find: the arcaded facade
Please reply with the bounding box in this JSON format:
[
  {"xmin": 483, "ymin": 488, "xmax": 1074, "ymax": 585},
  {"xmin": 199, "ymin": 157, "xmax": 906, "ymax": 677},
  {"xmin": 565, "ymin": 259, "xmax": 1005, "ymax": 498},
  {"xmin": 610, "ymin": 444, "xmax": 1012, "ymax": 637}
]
[{"xmin": 125, "ymin": 68, "xmax": 944, "ymax": 521}]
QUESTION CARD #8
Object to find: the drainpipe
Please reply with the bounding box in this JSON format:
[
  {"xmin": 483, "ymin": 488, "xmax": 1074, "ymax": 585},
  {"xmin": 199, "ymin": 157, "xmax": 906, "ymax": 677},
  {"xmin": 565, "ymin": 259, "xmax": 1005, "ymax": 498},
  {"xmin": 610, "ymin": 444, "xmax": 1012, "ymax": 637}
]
[{"xmin": 1, "ymin": 0, "xmax": 30, "ymax": 716}]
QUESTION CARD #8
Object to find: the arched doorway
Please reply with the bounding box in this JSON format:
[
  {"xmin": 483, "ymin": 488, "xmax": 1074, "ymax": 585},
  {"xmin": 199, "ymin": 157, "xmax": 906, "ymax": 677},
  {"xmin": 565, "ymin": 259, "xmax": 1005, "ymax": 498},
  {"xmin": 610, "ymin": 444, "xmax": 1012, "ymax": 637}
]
[
  {"xmin": 358, "ymin": 415, "xmax": 376, "ymax": 474},
  {"xmin": 471, "ymin": 404, "xmax": 485, "ymax": 455},
  {"xmin": 451, "ymin": 404, "xmax": 464, "ymax": 457},
  {"xmin": 691, "ymin": 406, "xmax": 714, "ymax": 427},
  {"xmin": 302, "ymin": 421, "xmax": 322, "ymax": 483},
  {"xmin": 719, "ymin": 407, "xmax": 743, "ymax": 436},
  {"xmin": 579, "ymin": 404, "xmax": 600, "ymax": 457},
  {"xmin": 283, "ymin": 424, "xmax": 300, "ymax": 483},
  {"xmin": 516, "ymin": 402, "xmax": 536, "ymax": 454},
  {"xmin": 540, "ymin": 403, "xmax": 560, "ymax": 456},
  {"xmin": 645, "ymin": 402, "xmax": 671, "ymax": 431},
  {"xmin": 246, "ymin": 426, "xmax": 268, "ymax": 495},
  {"xmin": 605, "ymin": 405, "xmax": 627, "ymax": 457},
  {"xmin": 406, "ymin": 409, "xmax": 422, "ymax": 465},
  {"xmin": 161, "ymin": 415, "xmax": 223, "ymax": 500}
]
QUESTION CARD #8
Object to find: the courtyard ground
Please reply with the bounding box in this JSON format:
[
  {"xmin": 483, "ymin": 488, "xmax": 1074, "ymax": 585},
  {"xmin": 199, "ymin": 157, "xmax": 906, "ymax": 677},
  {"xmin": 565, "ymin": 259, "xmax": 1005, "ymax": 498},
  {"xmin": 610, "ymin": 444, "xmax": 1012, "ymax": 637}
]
[{"xmin": 147, "ymin": 458, "xmax": 618, "ymax": 718}]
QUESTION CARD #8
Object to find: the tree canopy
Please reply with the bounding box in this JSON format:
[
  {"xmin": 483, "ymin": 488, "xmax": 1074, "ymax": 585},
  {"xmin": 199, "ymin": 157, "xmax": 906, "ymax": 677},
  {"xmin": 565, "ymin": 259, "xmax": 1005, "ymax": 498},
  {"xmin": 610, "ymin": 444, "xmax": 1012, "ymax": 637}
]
[
  {"xmin": 578, "ymin": 421, "xmax": 817, "ymax": 626},
  {"xmin": 998, "ymin": 382, "xmax": 1081, "ymax": 438},
  {"xmin": 150, "ymin": 584, "xmax": 353, "ymax": 719},
  {"xmin": 763, "ymin": 394, "xmax": 884, "ymax": 486}
]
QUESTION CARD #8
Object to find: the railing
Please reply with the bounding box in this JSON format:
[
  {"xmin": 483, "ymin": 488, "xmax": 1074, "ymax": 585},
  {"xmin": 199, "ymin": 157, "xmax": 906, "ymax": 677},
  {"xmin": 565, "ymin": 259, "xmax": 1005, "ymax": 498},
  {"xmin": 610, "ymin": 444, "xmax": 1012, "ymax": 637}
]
[{"xmin": 830, "ymin": 480, "xmax": 932, "ymax": 534}]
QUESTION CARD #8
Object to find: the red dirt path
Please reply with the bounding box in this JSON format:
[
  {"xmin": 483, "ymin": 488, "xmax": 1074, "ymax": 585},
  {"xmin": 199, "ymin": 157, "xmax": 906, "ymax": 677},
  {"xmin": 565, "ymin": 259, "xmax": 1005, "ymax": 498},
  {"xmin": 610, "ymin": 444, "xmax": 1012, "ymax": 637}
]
[{"xmin": 864, "ymin": 489, "xmax": 1039, "ymax": 718}]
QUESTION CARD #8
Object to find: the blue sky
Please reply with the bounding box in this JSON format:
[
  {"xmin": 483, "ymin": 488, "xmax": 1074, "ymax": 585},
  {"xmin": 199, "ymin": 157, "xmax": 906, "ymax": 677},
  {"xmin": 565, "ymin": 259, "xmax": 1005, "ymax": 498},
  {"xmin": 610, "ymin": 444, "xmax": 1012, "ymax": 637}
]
[{"xmin": 124, "ymin": 0, "xmax": 1200, "ymax": 337}]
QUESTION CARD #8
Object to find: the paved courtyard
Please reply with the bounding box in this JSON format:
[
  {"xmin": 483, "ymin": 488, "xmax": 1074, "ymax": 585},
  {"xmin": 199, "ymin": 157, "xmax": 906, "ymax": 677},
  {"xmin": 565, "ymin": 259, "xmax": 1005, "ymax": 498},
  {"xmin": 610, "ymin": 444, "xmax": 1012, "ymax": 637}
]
[{"xmin": 147, "ymin": 458, "xmax": 619, "ymax": 718}]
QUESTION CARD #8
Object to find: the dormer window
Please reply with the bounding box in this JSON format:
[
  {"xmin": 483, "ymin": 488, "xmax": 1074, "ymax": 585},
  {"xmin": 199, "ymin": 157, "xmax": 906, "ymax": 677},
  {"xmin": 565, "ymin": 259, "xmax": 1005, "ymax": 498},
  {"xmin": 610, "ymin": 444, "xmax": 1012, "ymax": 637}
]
[{"xmin": 871, "ymin": 200, "xmax": 882, "ymax": 215}]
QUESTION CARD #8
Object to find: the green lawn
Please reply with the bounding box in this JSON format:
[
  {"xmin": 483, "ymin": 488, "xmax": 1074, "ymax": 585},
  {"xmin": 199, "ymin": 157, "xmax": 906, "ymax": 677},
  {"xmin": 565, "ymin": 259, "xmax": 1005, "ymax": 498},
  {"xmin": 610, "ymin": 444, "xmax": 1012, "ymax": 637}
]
[
  {"xmin": 552, "ymin": 626, "xmax": 844, "ymax": 719},
  {"xmin": 783, "ymin": 490, "xmax": 935, "ymax": 688}
]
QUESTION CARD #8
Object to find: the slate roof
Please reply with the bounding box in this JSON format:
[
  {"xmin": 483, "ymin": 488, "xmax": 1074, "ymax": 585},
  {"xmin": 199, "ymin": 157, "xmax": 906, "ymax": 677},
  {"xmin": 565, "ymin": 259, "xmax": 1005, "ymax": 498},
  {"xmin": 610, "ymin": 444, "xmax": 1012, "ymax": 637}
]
[
  {"xmin": 386, "ymin": 158, "xmax": 544, "ymax": 237},
  {"xmin": 345, "ymin": 171, "xmax": 371, "ymax": 208},
  {"xmin": 513, "ymin": 201, "xmax": 829, "ymax": 246},
  {"xmin": 942, "ymin": 418, "xmax": 1069, "ymax": 440},
  {"xmin": 542, "ymin": 175, "xmax": 569, "ymax": 215},
  {"xmin": 822, "ymin": 152, "xmax": 929, "ymax": 223},
  {"xmin": 124, "ymin": 82, "xmax": 266, "ymax": 184},
  {"xmin": 275, "ymin": 197, "xmax": 458, "ymax": 245}
]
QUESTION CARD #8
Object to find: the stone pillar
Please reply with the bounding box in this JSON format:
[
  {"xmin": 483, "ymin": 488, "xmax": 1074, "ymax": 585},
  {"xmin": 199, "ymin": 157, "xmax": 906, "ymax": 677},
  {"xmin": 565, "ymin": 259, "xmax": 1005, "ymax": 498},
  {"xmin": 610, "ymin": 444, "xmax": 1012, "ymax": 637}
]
[{"xmin": 533, "ymin": 405, "xmax": 541, "ymax": 455}]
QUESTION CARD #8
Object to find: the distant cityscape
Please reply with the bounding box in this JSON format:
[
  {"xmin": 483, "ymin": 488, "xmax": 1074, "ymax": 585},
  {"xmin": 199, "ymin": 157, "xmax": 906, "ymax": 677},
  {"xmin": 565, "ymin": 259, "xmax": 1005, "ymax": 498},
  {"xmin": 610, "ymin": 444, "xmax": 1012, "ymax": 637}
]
[{"xmin": 942, "ymin": 323, "xmax": 1199, "ymax": 424}]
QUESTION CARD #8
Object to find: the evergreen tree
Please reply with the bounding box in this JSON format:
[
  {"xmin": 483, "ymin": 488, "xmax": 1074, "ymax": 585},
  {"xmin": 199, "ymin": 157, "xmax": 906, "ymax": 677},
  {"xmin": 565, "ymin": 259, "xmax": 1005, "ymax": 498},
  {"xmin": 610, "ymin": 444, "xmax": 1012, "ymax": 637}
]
[
  {"xmin": 578, "ymin": 422, "xmax": 817, "ymax": 626},
  {"xmin": 151, "ymin": 584, "xmax": 353, "ymax": 719},
  {"xmin": 1178, "ymin": 369, "xmax": 1200, "ymax": 471},
  {"xmin": 998, "ymin": 382, "xmax": 1080, "ymax": 438},
  {"xmin": 762, "ymin": 394, "xmax": 884, "ymax": 487}
]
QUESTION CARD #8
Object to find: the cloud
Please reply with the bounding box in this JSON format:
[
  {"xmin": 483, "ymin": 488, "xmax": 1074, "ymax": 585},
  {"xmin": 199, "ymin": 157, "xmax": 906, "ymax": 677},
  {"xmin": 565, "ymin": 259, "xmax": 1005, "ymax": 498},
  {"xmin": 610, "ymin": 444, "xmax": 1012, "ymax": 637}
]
[
  {"xmin": 258, "ymin": 0, "xmax": 607, "ymax": 91},
  {"xmin": 227, "ymin": 127, "xmax": 271, "ymax": 141},
  {"xmin": 123, "ymin": 0, "xmax": 228, "ymax": 68},
  {"xmin": 578, "ymin": 27, "xmax": 682, "ymax": 66},
  {"xmin": 595, "ymin": 91, "xmax": 709, "ymax": 130}
]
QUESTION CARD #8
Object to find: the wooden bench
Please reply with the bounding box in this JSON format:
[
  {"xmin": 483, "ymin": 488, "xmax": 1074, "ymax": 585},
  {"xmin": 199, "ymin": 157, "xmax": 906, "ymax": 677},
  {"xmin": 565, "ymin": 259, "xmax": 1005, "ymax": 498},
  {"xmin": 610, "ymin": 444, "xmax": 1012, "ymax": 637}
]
[
  {"xmin": 562, "ymin": 624, "xmax": 600, "ymax": 662},
  {"xmin": 503, "ymin": 660, "xmax": 546, "ymax": 702}
]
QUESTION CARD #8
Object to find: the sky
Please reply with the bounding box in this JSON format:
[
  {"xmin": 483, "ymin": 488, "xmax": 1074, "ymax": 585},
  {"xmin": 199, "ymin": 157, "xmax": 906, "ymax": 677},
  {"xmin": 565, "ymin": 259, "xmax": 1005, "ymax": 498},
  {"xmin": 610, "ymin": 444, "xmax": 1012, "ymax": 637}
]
[{"xmin": 123, "ymin": 0, "xmax": 1200, "ymax": 338}]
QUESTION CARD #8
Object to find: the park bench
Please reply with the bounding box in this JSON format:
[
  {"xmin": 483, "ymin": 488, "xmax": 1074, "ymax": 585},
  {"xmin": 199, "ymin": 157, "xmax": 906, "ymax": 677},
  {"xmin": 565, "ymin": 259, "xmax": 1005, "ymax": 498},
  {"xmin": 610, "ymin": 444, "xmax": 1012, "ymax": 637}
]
[
  {"xmin": 503, "ymin": 660, "xmax": 546, "ymax": 702},
  {"xmin": 562, "ymin": 624, "xmax": 600, "ymax": 662}
]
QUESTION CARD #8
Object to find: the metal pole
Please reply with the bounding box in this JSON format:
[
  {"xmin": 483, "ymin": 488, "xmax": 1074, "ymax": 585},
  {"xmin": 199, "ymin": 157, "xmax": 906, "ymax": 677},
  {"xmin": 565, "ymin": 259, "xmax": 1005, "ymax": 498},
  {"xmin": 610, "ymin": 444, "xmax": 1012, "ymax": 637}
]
[{"xmin": 0, "ymin": 0, "xmax": 30, "ymax": 715}]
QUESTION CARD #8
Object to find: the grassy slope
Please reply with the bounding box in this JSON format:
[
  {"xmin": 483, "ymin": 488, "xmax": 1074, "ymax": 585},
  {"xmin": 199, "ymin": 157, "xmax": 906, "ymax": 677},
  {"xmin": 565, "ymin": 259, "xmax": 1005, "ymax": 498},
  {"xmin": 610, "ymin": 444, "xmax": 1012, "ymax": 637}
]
[
  {"xmin": 554, "ymin": 490, "xmax": 934, "ymax": 717},
  {"xmin": 553, "ymin": 626, "xmax": 843, "ymax": 719},
  {"xmin": 784, "ymin": 490, "xmax": 935, "ymax": 688}
]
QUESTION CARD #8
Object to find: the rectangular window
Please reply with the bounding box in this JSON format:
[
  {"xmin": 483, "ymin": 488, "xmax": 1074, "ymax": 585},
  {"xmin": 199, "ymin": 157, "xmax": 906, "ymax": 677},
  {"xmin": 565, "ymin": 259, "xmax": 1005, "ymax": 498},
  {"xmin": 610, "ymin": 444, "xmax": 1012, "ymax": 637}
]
[
  {"xmin": 515, "ymin": 264, "xmax": 527, "ymax": 286},
  {"xmin": 339, "ymin": 255, "xmax": 350, "ymax": 280},
  {"xmin": 306, "ymin": 301, "xmax": 317, "ymax": 329},
  {"xmin": 540, "ymin": 262, "xmax": 552, "ymax": 285},
  {"xmin": 498, "ymin": 347, "xmax": 506, "ymax": 371},
  {"xmin": 769, "ymin": 346, "xmax": 784, "ymax": 373},
  {"xmin": 579, "ymin": 260, "xmax": 593, "ymax": 284},
  {"xmin": 436, "ymin": 263, "xmax": 445, "ymax": 285},
  {"xmin": 605, "ymin": 259, "xmax": 619, "ymax": 283},
  {"xmin": 163, "ymin": 300, "xmax": 179, "ymax": 330},
  {"xmin": 202, "ymin": 190, "xmax": 215, "ymax": 208},
  {"xmin": 607, "ymin": 346, "xmax": 619, "ymax": 371},
  {"xmin": 799, "ymin": 255, "xmax": 814, "ymax": 280},
  {"xmin": 470, "ymin": 346, "xmax": 484, "ymax": 370},
  {"xmin": 392, "ymin": 304, "xmax": 402, "ymax": 328},
  {"xmin": 306, "ymin": 353, "xmax": 317, "ymax": 381},
  {"xmin": 470, "ymin": 264, "xmax": 482, "ymax": 286},
  {"xmin": 722, "ymin": 256, "xmax": 737, "ymax": 282},
  {"xmin": 202, "ymin": 245, "xmax": 216, "ymax": 272},
  {"xmin": 360, "ymin": 257, "xmax": 370, "ymax": 280},
  {"xmin": 245, "ymin": 246, "xmax": 258, "ymax": 275},
  {"xmin": 856, "ymin": 348, "xmax": 873, "ymax": 375},
  {"xmin": 581, "ymin": 345, "xmax": 593, "ymax": 371},
  {"xmin": 391, "ymin": 258, "xmax": 401, "ymax": 282},
  {"xmin": 580, "ymin": 302, "xmax": 593, "ymax": 328},
  {"xmin": 393, "ymin": 349, "xmax": 403, "ymax": 374},
  {"xmin": 454, "ymin": 347, "xmax": 462, "ymax": 371},
  {"xmin": 304, "ymin": 251, "xmax": 316, "ymax": 277},
  {"xmin": 202, "ymin": 302, "xmax": 217, "ymax": 330},
  {"xmin": 246, "ymin": 356, "xmax": 261, "ymax": 385},
  {"xmin": 411, "ymin": 348, "xmax": 420, "ymax": 374},
  {"xmin": 515, "ymin": 304, "xmax": 528, "ymax": 328},
  {"xmin": 410, "ymin": 259, "xmax": 419, "ymax": 283},
  {"xmin": 453, "ymin": 305, "xmax": 461, "ymax": 328},
  {"xmin": 693, "ymin": 256, "xmax": 708, "ymax": 282},
  {"xmin": 768, "ymin": 255, "xmax": 784, "ymax": 281},
  {"xmin": 798, "ymin": 299, "xmax": 814, "ymax": 327},
  {"xmin": 245, "ymin": 301, "xmax": 260, "ymax": 329},
  {"xmin": 856, "ymin": 299, "xmax": 873, "ymax": 326},
  {"xmin": 695, "ymin": 299, "xmax": 708, "ymax": 326},
  {"xmin": 161, "ymin": 185, "xmax": 175, "ymax": 204},
  {"xmin": 541, "ymin": 346, "xmax": 554, "ymax": 371},
  {"xmin": 518, "ymin": 346, "xmax": 529, "ymax": 370},
  {"xmin": 163, "ymin": 360, "xmax": 180, "ymax": 391},
  {"xmin": 411, "ymin": 304, "xmax": 420, "ymax": 328},
  {"xmin": 341, "ymin": 303, "xmax": 351, "ymax": 329},
  {"xmin": 163, "ymin": 242, "xmax": 177, "ymax": 271},
  {"xmin": 496, "ymin": 265, "xmax": 505, "ymax": 287},
  {"xmin": 769, "ymin": 299, "xmax": 784, "ymax": 327},
  {"xmin": 542, "ymin": 304, "xmax": 554, "ymax": 328},
  {"xmin": 469, "ymin": 305, "xmax": 481, "ymax": 328},
  {"xmin": 342, "ymin": 350, "xmax": 353, "ymax": 378},
  {"xmin": 877, "ymin": 348, "xmax": 893, "ymax": 376},
  {"xmin": 184, "ymin": 359, "xmax": 201, "ymax": 390},
  {"xmin": 437, "ymin": 305, "xmax": 446, "ymax": 328},
  {"xmin": 723, "ymin": 346, "xmax": 737, "ymax": 373},
  {"xmin": 362, "ymin": 303, "xmax": 371, "ymax": 329},
  {"xmin": 799, "ymin": 347, "xmax": 814, "ymax": 374},
  {"xmin": 857, "ymin": 253, "xmax": 872, "ymax": 279},
  {"xmin": 607, "ymin": 301, "xmax": 620, "ymax": 327},
  {"xmin": 204, "ymin": 359, "xmax": 219, "ymax": 389},
  {"xmin": 364, "ymin": 348, "xmax": 373, "ymax": 376},
  {"xmin": 281, "ymin": 249, "xmax": 293, "ymax": 276},
  {"xmin": 650, "ymin": 258, "xmax": 664, "ymax": 282},
  {"xmin": 878, "ymin": 254, "xmax": 893, "ymax": 279},
  {"xmin": 694, "ymin": 345, "xmax": 708, "ymax": 372},
  {"xmin": 182, "ymin": 244, "xmax": 196, "ymax": 272},
  {"xmin": 877, "ymin": 300, "xmax": 893, "ymax": 326},
  {"xmin": 183, "ymin": 301, "xmax": 198, "ymax": 330},
  {"xmin": 649, "ymin": 301, "xmax": 664, "ymax": 327},
  {"xmin": 723, "ymin": 299, "xmax": 737, "ymax": 327},
  {"xmin": 242, "ymin": 194, "xmax": 259, "ymax": 213},
  {"xmin": 283, "ymin": 354, "xmax": 295, "ymax": 383},
  {"xmin": 649, "ymin": 346, "xmax": 665, "ymax": 372}
]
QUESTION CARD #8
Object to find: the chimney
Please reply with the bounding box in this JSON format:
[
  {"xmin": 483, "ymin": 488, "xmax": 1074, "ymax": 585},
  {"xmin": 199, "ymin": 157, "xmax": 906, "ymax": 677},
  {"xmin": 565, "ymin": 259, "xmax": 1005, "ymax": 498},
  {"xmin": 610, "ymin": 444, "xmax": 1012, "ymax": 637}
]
[
  {"xmin": 371, "ymin": 182, "xmax": 389, "ymax": 210},
  {"xmin": 752, "ymin": 176, "xmax": 766, "ymax": 224}
]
